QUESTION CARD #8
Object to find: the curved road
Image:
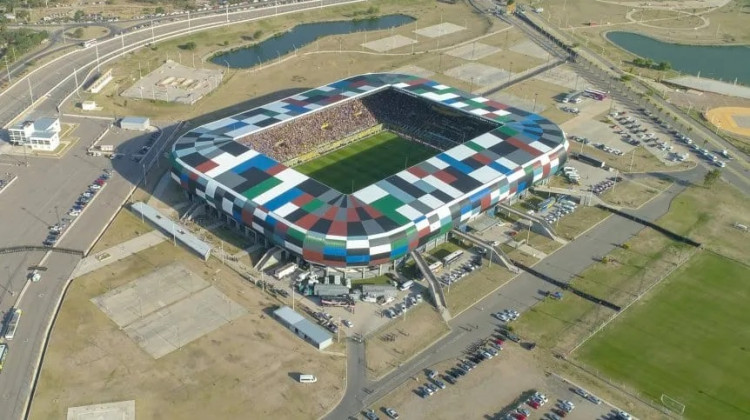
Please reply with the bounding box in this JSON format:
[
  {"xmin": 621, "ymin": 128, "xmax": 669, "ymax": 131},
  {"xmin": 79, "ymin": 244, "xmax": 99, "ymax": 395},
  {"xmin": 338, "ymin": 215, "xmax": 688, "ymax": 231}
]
[
  {"xmin": 0, "ymin": 0, "xmax": 362, "ymax": 129},
  {"xmin": 0, "ymin": 1, "xmax": 363, "ymax": 420}
]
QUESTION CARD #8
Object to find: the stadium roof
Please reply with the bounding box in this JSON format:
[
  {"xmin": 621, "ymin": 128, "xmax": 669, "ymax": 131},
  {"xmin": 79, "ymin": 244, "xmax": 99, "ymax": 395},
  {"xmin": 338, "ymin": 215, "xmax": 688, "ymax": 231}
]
[{"xmin": 172, "ymin": 73, "xmax": 568, "ymax": 267}]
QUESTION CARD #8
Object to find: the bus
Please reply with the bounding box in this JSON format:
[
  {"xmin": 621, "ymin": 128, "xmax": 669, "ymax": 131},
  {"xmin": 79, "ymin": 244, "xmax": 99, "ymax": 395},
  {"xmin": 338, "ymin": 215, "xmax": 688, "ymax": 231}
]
[
  {"xmin": 0, "ymin": 344, "xmax": 6, "ymax": 372},
  {"xmin": 428, "ymin": 261, "xmax": 443, "ymax": 273},
  {"xmin": 442, "ymin": 250, "xmax": 464, "ymax": 266},
  {"xmin": 584, "ymin": 88, "xmax": 608, "ymax": 100},
  {"xmin": 81, "ymin": 39, "xmax": 97, "ymax": 48},
  {"xmin": 4, "ymin": 308, "xmax": 21, "ymax": 341}
]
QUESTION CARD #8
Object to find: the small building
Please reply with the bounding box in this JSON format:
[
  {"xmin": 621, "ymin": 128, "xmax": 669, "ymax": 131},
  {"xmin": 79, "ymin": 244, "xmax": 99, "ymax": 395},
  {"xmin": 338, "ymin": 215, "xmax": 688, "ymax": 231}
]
[
  {"xmin": 120, "ymin": 116, "xmax": 150, "ymax": 131},
  {"xmin": 274, "ymin": 262, "xmax": 297, "ymax": 279},
  {"xmin": 8, "ymin": 117, "xmax": 61, "ymax": 151},
  {"xmin": 273, "ymin": 306, "xmax": 333, "ymax": 350},
  {"xmin": 88, "ymin": 69, "xmax": 113, "ymax": 94},
  {"xmin": 81, "ymin": 100, "xmax": 97, "ymax": 111}
]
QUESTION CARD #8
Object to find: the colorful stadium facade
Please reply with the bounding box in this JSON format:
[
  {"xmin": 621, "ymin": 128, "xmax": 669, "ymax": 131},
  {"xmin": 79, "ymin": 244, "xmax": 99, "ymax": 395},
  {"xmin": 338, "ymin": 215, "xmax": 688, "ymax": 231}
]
[{"xmin": 171, "ymin": 73, "xmax": 569, "ymax": 268}]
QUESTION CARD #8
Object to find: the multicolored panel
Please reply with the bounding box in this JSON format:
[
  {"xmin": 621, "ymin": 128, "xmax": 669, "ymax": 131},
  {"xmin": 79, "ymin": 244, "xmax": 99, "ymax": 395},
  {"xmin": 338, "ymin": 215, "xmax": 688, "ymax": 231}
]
[{"xmin": 171, "ymin": 73, "xmax": 568, "ymax": 267}]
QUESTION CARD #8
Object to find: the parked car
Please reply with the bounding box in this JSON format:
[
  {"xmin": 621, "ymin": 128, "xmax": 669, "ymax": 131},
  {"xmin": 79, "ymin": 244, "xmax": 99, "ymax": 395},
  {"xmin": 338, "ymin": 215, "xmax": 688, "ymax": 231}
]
[
  {"xmin": 572, "ymin": 387, "xmax": 588, "ymax": 398},
  {"xmin": 426, "ymin": 369, "xmax": 437, "ymax": 379},
  {"xmin": 363, "ymin": 408, "xmax": 380, "ymax": 420},
  {"xmin": 384, "ymin": 408, "xmax": 399, "ymax": 419},
  {"xmin": 585, "ymin": 394, "xmax": 602, "ymax": 405}
]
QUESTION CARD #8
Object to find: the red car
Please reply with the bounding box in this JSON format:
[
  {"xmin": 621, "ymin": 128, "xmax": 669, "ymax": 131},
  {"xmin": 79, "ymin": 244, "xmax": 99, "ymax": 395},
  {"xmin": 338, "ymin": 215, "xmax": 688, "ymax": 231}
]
[
  {"xmin": 511, "ymin": 413, "xmax": 526, "ymax": 420},
  {"xmin": 494, "ymin": 338, "xmax": 505, "ymax": 346},
  {"xmin": 553, "ymin": 408, "xmax": 567, "ymax": 417},
  {"xmin": 95, "ymin": 179, "xmax": 105, "ymax": 185},
  {"xmin": 527, "ymin": 400, "xmax": 540, "ymax": 409}
]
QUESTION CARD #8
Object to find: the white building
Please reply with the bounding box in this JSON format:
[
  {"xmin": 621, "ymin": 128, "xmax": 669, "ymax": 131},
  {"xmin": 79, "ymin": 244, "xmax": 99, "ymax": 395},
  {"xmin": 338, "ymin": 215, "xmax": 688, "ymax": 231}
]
[
  {"xmin": 120, "ymin": 116, "xmax": 150, "ymax": 131},
  {"xmin": 8, "ymin": 117, "xmax": 61, "ymax": 151}
]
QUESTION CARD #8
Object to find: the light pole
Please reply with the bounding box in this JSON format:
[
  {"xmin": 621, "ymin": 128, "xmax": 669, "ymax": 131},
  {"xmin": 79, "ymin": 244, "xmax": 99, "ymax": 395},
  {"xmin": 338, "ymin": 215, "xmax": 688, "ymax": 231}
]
[
  {"xmin": 54, "ymin": 206, "xmax": 61, "ymax": 226},
  {"xmin": 27, "ymin": 77, "xmax": 34, "ymax": 105},
  {"xmin": 4, "ymin": 55, "xmax": 11, "ymax": 83},
  {"xmin": 532, "ymin": 93, "xmax": 538, "ymax": 113},
  {"xmin": 95, "ymin": 43, "xmax": 100, "ymax": 72},
  {"xmin": 151, "ymin": 20, "xmax": 155, "ymax": 44}
]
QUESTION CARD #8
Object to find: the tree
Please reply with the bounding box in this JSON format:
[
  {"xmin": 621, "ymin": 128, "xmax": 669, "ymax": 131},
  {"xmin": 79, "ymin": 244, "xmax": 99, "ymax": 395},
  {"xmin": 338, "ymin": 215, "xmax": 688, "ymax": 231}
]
[
  {"xmin": 657, "ymin": 61, "xmax": 671, "ymax": 71},
  {"xmin": 179, "ymin": 41, "xmax": 196, "ymax": 50},
  {"xmin": 73, "ymin": 10, "xmax": 85, "ymax": 21},
  {"xmin": 15, "ymin": 10, "xmax": 30, "ymax": 21},
  {"xmin": 253, "ymin": 30, "xmax": 263, "ymax": 40},
  {"xmin": 154, "ymin": 6, "xmax": 165, "ymax": 15},
  {"xmin": 704, "ymin": 169, "xmax": 721, "ymax": 187},
  {"xmin": 71, "ymin": 27, "xmax": 84, "ymax": 38}
]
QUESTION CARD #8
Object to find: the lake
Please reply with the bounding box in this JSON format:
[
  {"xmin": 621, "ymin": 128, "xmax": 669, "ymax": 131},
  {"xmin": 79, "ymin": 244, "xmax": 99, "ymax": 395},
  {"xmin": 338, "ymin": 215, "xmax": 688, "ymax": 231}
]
[
  {"xmin": 606, "ymin": 31, "xmax": 750, "ymax": 86},
  {"xmin": 211, "ymin": 14, "xmax": 415, "ymax": 69}
]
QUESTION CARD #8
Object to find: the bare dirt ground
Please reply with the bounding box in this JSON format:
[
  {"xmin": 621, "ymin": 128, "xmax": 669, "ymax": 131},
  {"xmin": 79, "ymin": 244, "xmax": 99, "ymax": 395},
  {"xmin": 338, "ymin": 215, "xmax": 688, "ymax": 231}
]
[
  {"xmin": 365, "ymin": 304, "xmax": 449, "ymax": 379},
  {"xmin": 368, "ymin": 344, "xmax": 645, "ymax": 420},
  {"xmin": 30, "ymin": 242, "xmax": 345, "ymax": 420}
]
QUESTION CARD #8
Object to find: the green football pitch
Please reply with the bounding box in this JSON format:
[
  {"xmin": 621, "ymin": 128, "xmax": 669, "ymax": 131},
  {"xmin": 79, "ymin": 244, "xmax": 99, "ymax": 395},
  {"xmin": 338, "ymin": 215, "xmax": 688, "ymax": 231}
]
[
  {"xmin": 295, "ymin": 131, "xmax": 439, "ymax": 193},
  {"xmin": 578, "ymin": 251, "xmax": 750, "ymax": 419}
]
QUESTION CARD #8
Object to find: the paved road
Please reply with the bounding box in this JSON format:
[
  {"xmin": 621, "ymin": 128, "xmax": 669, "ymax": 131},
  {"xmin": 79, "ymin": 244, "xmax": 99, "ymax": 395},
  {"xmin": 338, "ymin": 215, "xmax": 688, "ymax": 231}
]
[
  {"xmin": 327, "ymin": 167, "xmax": 704, "ymax": 419},
  {"xmin": 0, "ymin": 2, "xmax": 362, "ymax": 419},
  {"xmin": 0, "ymin": 119, "xmax": 177, "ymax": 420},
  {"xmin": 513, "ymin": 11, "xmax": 750, "ymax": 194},
  {"xmin": 0, "ymin": 0, "xmax": 363, "ymax": 129}
]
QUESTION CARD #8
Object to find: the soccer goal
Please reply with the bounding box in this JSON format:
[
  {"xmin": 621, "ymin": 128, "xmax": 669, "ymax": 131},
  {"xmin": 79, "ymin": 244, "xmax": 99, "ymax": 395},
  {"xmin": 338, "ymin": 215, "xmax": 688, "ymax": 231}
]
[{"xmin": 660, "ymin": 394, "xmax": 686, "ymax": 415}]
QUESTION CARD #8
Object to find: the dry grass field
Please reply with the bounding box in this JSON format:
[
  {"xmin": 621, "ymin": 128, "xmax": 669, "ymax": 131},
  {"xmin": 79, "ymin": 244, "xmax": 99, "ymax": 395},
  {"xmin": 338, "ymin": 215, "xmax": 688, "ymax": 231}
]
[
  {"xmin": 365, "ymin": 304, "xmax": 449, "ymax": 379},
  {"xmin": 600, "ymin": 177, "xmax": 668, "ymax": 208},
  {"xmin": 89, "ymin": 208, "xmax": 153, "ymax": 255},
  {"xmin": 526, "ymin": 0, "xmax": 750, "ymax": 81},
  {"xmin": 30, "ymin": 242, "xmax": 345, "ymax": 420},
  {"xmin": 444, "ymin": 263, "xmax": 516, "ymax": 315},
  {"xmin": 65, "ymin": 0, "xmax": 551, "ymax": 123}
]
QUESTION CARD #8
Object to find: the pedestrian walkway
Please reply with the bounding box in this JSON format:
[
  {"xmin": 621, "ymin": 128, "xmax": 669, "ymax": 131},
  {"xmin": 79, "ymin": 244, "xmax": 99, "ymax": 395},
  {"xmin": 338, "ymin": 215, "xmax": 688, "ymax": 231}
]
[{"xmin": 71, "ymin": 231, "xmax": 167, "ymax": 278}]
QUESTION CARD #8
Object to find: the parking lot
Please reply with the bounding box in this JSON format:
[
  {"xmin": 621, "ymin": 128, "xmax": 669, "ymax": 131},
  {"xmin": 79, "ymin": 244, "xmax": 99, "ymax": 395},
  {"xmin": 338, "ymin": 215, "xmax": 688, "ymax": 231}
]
[{"xmin": 367, "ymin": 339, "xmax": 627, "ymax": 420}]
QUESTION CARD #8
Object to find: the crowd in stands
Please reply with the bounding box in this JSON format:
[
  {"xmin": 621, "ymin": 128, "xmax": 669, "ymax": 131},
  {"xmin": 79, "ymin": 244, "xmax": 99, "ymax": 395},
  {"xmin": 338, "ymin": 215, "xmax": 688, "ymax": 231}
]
[
  {"xmin": 361, "ymin": 89, "xmax": 499, "ymax": 150},
  {"xmin": 237, "ymin": 99, "xmax": 378, "ymax": 162},
  {"xmin": 237, "ymin": 88, "xmax": 500, "ymax": 162}
]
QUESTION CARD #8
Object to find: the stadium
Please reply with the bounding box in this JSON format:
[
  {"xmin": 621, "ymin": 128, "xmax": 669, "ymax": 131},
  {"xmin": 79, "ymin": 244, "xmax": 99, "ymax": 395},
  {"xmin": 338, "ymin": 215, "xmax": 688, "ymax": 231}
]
[{"xmin": 170, "ymin": 73, "xmax": 568, "ymax": 270}]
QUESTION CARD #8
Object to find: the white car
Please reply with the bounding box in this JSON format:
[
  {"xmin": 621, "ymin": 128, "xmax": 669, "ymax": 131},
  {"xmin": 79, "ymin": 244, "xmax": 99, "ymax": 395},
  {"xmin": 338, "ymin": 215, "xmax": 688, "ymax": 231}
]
[
  {"xmin": 68, "ymin": 210, "xmax": 81, "ymax": 217},
  {"xmin": 585, "ymin": 393, "xmax": 602, "ymax": 405},
  {"xmin": 342, "ymin": 320, "xmax": 353, "ymax": 328},
  {"xmin": 715, "ymin": 160, "xmax": 726, "ymax": 168},
  {"xmin": 559, "ymin": 400, "xmax": 575, "ymax": 412},
  {"xmin": 572, "ymin": 387, "xmax": 588, "ymax": 398},
  {"xmin": 493, "ymin": 312, "xmax": 510, "ymax": 322},
  {"xmin": 89, "ymin": 184, "xmax": 101, "ymax": 190}
]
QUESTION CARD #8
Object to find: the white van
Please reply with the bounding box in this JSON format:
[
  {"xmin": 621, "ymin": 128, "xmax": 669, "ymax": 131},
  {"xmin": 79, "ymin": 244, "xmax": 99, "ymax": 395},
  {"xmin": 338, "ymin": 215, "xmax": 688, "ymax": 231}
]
[
  {"xmin": 399, "ymin": 280, "xmax": 414, "ymax": 291},
  {"xmin": 299, "ymin": 374, "xmax": 317, "ymax": 383}
]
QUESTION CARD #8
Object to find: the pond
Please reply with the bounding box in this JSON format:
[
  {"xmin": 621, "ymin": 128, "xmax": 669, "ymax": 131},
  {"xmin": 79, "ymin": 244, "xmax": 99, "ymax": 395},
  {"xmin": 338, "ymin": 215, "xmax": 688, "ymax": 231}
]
[
  {"xmin": 211, "ymin": 14, "xmax": 415, "ymax": 69},
  {"xmin": 606, "ymin": 31, "xmax": 750, "ymax": 86}
]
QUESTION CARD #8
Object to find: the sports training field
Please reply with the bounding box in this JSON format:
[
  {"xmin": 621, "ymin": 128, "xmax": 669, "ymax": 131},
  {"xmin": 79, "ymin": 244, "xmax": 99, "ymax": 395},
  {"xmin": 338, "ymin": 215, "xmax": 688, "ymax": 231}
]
[
  {"xmin": 578, "ymin": 251, "xmax": 750, "ymax": 419},
  {"xmin": 296, "ymin": 131, "xmax": 438, "ymax": 193}
]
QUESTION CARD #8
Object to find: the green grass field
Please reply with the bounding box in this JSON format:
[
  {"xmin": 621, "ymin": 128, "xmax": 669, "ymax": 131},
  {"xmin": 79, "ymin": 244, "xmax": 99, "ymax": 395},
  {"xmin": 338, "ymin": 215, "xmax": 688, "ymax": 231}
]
[
  {"xmin": 578, "ymin": 251, "xmax": 750, "ymax": 419},
  {"xmin": 295, "ymin": 131, "xmax": 438, "ymax": 193}
]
